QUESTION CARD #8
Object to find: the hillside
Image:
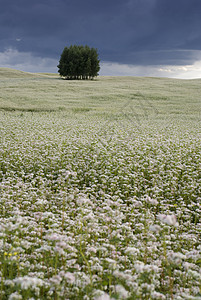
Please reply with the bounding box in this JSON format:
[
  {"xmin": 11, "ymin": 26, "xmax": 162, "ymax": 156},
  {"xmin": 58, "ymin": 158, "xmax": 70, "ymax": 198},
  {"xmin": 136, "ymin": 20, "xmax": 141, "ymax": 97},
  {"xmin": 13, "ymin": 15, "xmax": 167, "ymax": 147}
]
[
  {"xmin": 0, "ymin": 67, "xmax": 39, "ymax": 78},
  {"xmin": 0, "ymin": 68, "xmax": 200, "ymax": 117},
  {"xmin": 0, "ymin": 67, "xmax": 58, "ymax": 79}
]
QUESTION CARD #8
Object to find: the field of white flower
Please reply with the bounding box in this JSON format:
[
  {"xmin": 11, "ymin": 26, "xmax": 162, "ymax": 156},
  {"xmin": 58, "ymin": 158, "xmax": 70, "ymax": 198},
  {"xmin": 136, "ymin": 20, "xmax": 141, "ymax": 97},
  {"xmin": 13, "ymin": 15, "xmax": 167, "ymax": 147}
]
[{"xmin": 0, "ymin": 68, "xmax": 201, "ymax": 299}]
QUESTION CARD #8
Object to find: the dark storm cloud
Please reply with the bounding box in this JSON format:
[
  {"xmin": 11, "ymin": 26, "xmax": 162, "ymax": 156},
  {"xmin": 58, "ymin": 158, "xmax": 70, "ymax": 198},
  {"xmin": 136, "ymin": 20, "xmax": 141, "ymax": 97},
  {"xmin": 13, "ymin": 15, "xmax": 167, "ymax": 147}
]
[{"xmin": 0, "ymin": 0, "xmax": 201, "ymax": 66}]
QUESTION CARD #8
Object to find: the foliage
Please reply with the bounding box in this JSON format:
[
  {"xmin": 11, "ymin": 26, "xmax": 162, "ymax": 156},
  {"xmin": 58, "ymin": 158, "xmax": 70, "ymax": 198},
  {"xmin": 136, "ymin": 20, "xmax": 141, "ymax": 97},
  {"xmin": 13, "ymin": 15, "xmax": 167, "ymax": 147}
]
[{"xmin": 57, "ymin": 45, "xmax": 100, "ymax": 80}]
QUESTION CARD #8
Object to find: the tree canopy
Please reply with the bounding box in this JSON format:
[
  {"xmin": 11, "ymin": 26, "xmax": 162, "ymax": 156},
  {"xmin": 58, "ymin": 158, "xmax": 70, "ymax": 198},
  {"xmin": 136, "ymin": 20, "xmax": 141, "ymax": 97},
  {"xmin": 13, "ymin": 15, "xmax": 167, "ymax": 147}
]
[{"xmin": 57, "ymin": 45, "xmax": 100, "ymax": 80}]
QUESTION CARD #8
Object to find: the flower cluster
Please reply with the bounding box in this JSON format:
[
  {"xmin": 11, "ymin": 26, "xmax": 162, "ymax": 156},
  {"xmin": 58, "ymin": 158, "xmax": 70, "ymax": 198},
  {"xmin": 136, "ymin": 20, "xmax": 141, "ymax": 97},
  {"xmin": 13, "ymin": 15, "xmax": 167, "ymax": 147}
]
[{"xmin": 0, "ymin": 110, "xmax": 200, "ymax": 299}]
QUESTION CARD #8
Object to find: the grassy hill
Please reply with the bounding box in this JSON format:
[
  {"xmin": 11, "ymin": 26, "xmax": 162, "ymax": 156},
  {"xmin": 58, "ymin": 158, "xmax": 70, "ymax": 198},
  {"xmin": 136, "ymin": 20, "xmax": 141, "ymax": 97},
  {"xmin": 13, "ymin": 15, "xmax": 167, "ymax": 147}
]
[
  {"xmin": 0, "ymin": 67, "xmax": 56, "ymax": 78},
  {"xmin": 0, "ymin": 68, "xmax": 200, "ymax": 117},
  {"xmin": 0, "ymin": 67, "xmax": 40, "ymax": 78}
]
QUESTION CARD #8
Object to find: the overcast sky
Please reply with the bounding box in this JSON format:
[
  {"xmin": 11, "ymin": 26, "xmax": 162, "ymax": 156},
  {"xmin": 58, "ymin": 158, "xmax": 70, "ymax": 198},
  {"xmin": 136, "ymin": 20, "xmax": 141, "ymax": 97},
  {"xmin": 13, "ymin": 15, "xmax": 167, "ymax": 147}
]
[{"xmin": 0, "ymin": 0, "xmax": 201, "ymax": 78}]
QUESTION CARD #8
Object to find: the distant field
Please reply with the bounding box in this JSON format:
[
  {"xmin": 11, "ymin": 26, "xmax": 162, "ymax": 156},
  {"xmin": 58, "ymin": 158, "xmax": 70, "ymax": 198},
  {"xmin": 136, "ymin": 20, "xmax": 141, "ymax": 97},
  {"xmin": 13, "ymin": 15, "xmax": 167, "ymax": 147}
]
[
  {"xmin": 0, "ymin": 68, "xmax": 201, "ymax": 299},
  {"xmin": 0, "ymin": 67, "xmax": 200, "ymax": 117}
]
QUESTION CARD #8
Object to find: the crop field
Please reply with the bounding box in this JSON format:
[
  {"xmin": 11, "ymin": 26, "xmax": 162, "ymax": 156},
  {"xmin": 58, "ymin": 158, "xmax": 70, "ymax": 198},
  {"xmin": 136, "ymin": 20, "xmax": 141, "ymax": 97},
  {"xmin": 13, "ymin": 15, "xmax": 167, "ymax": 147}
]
[{"xmin": 0, "ymin": 68, "xmax": 201, "ymax": 299}]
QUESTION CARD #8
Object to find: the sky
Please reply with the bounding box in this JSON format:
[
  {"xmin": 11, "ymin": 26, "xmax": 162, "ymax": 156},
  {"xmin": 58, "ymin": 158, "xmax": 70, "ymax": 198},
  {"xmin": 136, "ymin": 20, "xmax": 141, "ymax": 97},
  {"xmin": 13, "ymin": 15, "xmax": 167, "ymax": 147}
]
[{"xmin": 0, "ymin": 0, "xmax": 201, "ymax": 78}]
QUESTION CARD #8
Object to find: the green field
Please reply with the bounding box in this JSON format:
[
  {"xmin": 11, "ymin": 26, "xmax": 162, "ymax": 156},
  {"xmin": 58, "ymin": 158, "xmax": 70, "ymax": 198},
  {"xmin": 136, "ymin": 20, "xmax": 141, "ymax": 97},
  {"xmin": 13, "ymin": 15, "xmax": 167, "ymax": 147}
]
[{"xmin": 0, "ymin": 68, "xmax": 201, "ymax": 299}]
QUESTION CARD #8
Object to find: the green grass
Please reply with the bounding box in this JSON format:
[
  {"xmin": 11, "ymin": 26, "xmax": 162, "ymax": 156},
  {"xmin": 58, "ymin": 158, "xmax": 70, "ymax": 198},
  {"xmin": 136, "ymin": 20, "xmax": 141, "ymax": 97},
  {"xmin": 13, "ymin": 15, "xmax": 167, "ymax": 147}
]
[
  {"xmin": 0, "ymin": 68, "xmax": 200, "ymax": 117},
  {"xmin": 0, "ymin": 68, "xmax": 201, "ymax": 299}
]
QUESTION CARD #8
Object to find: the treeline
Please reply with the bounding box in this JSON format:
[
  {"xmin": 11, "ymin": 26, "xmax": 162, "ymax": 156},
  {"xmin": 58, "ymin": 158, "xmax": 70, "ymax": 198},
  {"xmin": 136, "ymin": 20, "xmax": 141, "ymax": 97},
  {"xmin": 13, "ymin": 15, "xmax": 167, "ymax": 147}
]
[{"xmin": 57, "ymin": 45, "xmax": 100, "ymax": 80}]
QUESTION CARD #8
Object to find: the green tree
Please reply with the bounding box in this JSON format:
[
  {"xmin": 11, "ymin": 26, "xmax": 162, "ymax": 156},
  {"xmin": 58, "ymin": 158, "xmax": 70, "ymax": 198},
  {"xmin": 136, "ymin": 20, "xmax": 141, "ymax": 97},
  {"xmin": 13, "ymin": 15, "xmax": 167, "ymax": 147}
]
[
  {"xmin": 89, "ymin": 47, "xmax": 100, "ymax": 78},
  {"xmin": 57, "ymin": 45, "xmax": 100, "ymax": 80}
]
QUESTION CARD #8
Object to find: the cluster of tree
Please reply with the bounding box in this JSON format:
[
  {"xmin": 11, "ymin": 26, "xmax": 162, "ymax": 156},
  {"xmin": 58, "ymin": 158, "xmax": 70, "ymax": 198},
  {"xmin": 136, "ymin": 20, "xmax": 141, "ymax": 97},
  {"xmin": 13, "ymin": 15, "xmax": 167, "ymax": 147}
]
[{"xmin": 57, "ymin": 45, "xmax": 100, "ymax": 80}]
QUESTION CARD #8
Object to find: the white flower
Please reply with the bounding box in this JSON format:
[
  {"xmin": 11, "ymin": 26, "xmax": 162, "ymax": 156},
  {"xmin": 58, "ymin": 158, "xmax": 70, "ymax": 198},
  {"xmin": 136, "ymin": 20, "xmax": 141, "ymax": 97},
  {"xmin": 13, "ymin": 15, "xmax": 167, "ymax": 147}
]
[
  {"xmin": 105, "ymin": 258, "xmax": 117, "ymax": 269},
  {"xmin": 125, "ymin": 246, "xmax": 139, "ymax": 256},
  {"xmin": 149, "ymin": 224, "xmax": 161, "ymax": 232},
  {"xmin": 64, "ymin": 272, "xmax": 75, "ymax": 284},
  {"xmin": 35, "ymin": 199, "xmax": 48, "ymax": 205},
  {"xmin": 134, "ymin": 262, "xmax": 145, "ymax": 273},
  {"xmin": 145, "ymin": 196, "xmax": 158, "ymax": 205},
  {"xmin": 167, "ymin": 251, "xmax": 186, "ymax": 264},
  {"xmin": 115, "ymin": 284, "xmax": 129, "ymax": 299},
  {"xmin": 14, "ymin": 276, "xmax": 43, "ymax": 290},
  {"xmin": 93, "ymin": 291, "xmax": 112, "ymax": 300},
  {"xmin": 76, "ymin": 196, "xmax": 92, "ymax": 206},
  {"xmin": 187, "ymin": 270, "xmax": 201, "ymax": 280},
  {"xmin": 88, "ymin": 246, "xmax": 97, "ymax": 254},
  {"xmin": 50, "ymin": 275, "xmax": 62, "ymax": 285},
  {"xmin": 157, "ymin": 214, "xmax": 179, "ymax": 226},
  {"xmin": 151, "ymin": 291, "xmax": 166, "ymax": 299},
  {"xmin": 54, "ymin": 245, "xmax": 65, "ymax": 255},
  {"xmin": 4, "ymin": 280, "xmax": 15, "ymax": 288},
  {"xmin": 183, "ymin": 262, "xmax": 196, "ymax": 270},
  {"xmin": 8, "ymin": 292, "xmax": 22, "ymax": 300},
  {"xmin": 45, "ymin": 233, "xmax": 61, "ymax": 241}
]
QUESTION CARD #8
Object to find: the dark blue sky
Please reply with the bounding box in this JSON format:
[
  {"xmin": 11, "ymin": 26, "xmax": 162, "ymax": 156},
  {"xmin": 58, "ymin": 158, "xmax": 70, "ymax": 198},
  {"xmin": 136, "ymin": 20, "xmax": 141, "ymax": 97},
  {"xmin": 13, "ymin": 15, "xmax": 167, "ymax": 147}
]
[{"xmin": 0, "ymin": 0, "xmax": 201, "ymax": 77}]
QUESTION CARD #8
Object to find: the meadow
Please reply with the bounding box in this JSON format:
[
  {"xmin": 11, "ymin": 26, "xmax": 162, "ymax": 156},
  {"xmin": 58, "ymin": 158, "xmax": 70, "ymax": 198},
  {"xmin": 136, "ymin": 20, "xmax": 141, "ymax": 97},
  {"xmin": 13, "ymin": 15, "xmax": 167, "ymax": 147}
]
[{"xmin": 0, "ymin": 68, "xmax": 200, "ymax": 299}]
